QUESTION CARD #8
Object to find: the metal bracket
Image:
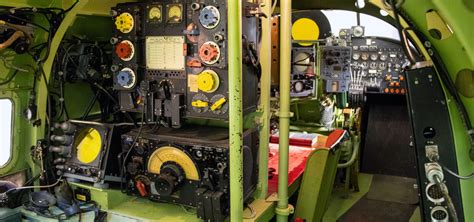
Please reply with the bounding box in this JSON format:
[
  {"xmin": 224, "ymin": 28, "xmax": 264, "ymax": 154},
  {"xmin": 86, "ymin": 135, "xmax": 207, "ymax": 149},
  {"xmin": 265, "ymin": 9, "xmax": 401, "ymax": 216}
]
[
  {"xmin": 265, "ymin": 193, "xmax": 278, "ymax": 202},
  {"xmin": 275, "ymin": 204, "xmax": 295, "ymax": 216},
  {"xmin": 275, "ymin": 111, "xmax": 294, "ymax": 118}
]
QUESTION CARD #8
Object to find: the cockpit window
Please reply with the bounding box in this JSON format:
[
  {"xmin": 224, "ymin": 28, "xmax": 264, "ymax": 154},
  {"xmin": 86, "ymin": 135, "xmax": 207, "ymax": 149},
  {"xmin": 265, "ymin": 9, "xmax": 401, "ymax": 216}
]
[
  {"xmin": 322, "ymin": 10, "xmax": 400, "ymax": 40},
  {"xmin": 0, "ymin": 99, "xmax": 13, "ymax": 167}
]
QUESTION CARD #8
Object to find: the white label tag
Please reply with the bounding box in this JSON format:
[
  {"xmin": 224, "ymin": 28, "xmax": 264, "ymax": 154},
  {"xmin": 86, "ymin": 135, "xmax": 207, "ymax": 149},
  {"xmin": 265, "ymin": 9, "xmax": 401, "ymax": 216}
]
[{"xmin": 146, "ymin": 36, "xmax": 185, "ymax": 70}]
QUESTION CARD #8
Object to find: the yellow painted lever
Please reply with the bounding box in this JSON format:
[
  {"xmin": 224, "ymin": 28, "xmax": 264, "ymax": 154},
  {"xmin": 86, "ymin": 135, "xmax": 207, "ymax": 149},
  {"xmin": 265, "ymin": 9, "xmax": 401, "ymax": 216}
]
[
  {"xmin": 211, "ymin": 97, "xmax": 226, "ymax": 111},
  {"xmin": 192, "ymin": 100, "xmax": 208, "ymax": 108}
]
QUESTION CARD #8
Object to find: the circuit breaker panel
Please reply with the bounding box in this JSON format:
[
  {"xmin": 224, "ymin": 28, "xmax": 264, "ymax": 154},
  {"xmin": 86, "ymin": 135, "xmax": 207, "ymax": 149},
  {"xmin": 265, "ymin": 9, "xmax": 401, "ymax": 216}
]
[{"xmin": 111, "ymin": 0, "xmax": 260, "ymax": 126}]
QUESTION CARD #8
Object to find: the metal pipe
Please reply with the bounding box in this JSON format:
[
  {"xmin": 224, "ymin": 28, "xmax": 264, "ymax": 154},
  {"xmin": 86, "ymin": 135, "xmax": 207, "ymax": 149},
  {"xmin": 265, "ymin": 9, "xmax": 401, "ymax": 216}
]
[
  {"xmin": 228, "ymin": 0, "xmax": 244, "ymax": 220},
  {"xmin": 338, "ymin": 135, "xmax": 360, "ymax": 168},
  {"xmin": 257, "ymin": 0, "xmax": 272, "ymax": 200},
  {"xmin": 276, "ymin": 0, "xmax": 292, "ymax": 221}
]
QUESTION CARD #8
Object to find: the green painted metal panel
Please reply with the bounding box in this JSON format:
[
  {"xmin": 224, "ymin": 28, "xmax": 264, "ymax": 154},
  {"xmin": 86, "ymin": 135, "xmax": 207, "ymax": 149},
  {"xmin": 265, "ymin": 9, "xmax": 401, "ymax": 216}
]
[{"xmin": 295, "ymin": 148, "xmax": 341, "ymax": 221}]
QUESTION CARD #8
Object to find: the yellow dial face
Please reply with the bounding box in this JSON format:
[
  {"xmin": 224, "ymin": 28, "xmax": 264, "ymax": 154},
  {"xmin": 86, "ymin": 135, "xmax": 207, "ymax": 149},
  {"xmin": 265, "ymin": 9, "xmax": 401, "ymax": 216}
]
[
  {"xmin": 74, "ymin": 128, "xmax": 102, "ymax": 164},
  {"xmin": 167, "ymin": 4, "xmax": 182, "ymax": 23},
  {"xmin": 149, "ymin": 6, "xmax": 162, "ymax": 21}
]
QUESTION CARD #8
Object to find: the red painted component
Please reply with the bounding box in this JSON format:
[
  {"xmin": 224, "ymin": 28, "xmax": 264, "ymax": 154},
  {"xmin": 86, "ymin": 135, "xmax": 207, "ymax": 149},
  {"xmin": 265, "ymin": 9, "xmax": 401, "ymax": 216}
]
[
  {"xmin": 115, "ymin": 41, "xmax": 133, "ymax": 60},
  {"xmin": 187, "ymin": 58, "xmax": 202, "ymax": 68},
  {"xmin": 199, "ymin": 43, "xmax": 219, "ymax": 63},
  {"xmin": 267, "ymin": 129, "xmax": 347, "ymax": 193},
  {"xmin": 294, "ymin": 217, "xmax": 305, "ymax": 222},
  {"xmin": 268, "ymin": 143, "xmax": 314, "ymax": 193},
  {"xmin": 136, "ymin": 180, "xmax": 147, "ymax": 197}
]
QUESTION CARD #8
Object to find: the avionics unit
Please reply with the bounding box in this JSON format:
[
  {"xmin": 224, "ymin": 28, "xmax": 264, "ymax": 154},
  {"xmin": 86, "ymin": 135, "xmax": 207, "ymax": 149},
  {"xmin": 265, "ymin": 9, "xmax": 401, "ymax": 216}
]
[
  {"xmin": 49, "ymin": 121, "xmax": 125, "ymax": 186},
  {"xmin": 121, "ymin": 126, "xmax": 259, "ymax": 221},
  {"xmin": 290, "ymin": 44, "xmax": 317, "ymax": 97},
  {"xmin": 111, "ymin": 1, "xmax": 261, "ymax": 127},
  {"xmin": 320, "ymin": 45, "xmax": 351, "ymax": 93}
]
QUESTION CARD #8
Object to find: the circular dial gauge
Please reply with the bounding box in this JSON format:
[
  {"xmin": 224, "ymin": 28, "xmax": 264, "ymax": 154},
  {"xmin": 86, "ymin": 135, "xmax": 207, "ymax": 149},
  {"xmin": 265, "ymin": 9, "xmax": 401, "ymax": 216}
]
[
  {"xmin": 149, "ymin": 6, "xmax": 162, "ymax": 21},
  {"xmin": 167, "ymin": 5, "xmax": 182, "ymax": 23},
  {"xmin": 370, "ymin": 54, "xmax": 378, "ymax": 61},
  {"xmin": 352, "ymin": 53, "xmax": 360, "ymax": 60},
  {"xmin": 352, "ymin": 26, "xmax": 364, "ymax": 37},
  {"xmin": 74, "ymin": 128, "xmax": 102, "ymax": 164},
  {"xmin": 380, "ymin": 54, "xmax": 388, "ymax": 61},
  {"xmin": 361, "ymin": 53, "xmax": 369, "ymax": 61},
  {"xmin": 294, "ymin": 52, "xmax": 311, "ymax": 72}
]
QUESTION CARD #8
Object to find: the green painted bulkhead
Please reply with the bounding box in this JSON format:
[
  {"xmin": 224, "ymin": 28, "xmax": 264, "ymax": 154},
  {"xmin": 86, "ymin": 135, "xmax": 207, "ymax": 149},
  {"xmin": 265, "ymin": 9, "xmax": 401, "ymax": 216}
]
[{"xmin": 0, "ymin": 0, "xmax": 472, "ymax": 221}]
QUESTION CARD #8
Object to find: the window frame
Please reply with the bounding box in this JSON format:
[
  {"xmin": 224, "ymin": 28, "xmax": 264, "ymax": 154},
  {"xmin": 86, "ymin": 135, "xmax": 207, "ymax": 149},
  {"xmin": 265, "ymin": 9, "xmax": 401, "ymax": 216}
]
[{"xmin": 0, "ymin": 98, "xmax": 14, "ymax": 168}]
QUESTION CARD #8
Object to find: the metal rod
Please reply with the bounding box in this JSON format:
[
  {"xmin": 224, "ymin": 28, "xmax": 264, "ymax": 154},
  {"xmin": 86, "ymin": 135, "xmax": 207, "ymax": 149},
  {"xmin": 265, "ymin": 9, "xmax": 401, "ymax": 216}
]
[
  {"xmin": 228, "ymin": 0, "xmax": 244, "ymax": 220},
  {"xmin": 338, "ymin": 135, "xmax": 360, "ymax": 168},
  {"xmin": 276, "ymin": 0, "xmax": 292, "ymax": 221},
  {"xmin": 257, "ymin": 0, "xmax": 272, "ymax": 200}
]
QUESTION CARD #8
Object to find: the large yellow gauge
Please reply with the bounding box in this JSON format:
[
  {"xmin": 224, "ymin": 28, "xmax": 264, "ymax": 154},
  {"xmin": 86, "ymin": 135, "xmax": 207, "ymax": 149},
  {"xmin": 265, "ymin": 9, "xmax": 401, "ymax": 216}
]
[
  {"xmin": 148, "ymin": 6, "xmax": 162, "ymax": 22},
  {"xmin": 74, "ymin": 128, "xmax": 103, "ymax": 164},
  {"xmin": 148, "ymin": 146, "xmax": 200, "ymax": 181},
  {"xmin": 167, "ymin": 4, "xmax": 183, "ymax": 23}
]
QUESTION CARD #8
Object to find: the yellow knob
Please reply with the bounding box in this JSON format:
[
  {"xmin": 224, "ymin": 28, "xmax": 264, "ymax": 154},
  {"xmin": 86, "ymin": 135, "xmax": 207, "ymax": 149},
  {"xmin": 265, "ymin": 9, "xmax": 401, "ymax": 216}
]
[
  {"xmin": 211, "ymin": 97, "xmax": 227, "ymax": 111},
  {"xmin": 197, "ymin": 70, "xmax": 219, "ymax": 93},
  {"xmin": 115, "ymin": 13, "xmax": 134, "ymax": 33},
  {"xmin": 192, "ymin": 100, "xmax": 209, "ymax": 108}
]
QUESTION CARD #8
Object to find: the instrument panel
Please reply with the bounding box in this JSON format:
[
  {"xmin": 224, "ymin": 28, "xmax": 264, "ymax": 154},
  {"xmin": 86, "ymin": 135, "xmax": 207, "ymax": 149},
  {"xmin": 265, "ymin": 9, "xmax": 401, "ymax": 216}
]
[
  {"xmin": 351, "ymin": 37, "xmax": 410, "ymax": 95},
  {"xmin": 111, "ymin": 0, "xmax": 261, "ymax": 127}
]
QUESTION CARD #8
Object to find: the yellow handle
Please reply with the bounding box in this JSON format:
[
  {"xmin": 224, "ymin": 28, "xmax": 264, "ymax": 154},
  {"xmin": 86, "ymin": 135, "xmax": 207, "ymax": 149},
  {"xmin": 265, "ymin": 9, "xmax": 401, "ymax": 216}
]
[
  {"xmin": 192, "ymin": 100, "xmax": 209, "ymax": 108},
  {"xmin": 211, "ymin": 97, "xmax": 227, "ymax": 111}
]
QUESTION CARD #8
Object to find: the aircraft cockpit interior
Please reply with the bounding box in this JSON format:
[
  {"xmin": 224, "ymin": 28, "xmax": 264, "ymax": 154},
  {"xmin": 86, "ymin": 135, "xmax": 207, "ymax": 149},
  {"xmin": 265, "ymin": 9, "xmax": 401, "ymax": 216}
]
[{"xmin": 0, "ymin": 0, "xmax": 472, "ymax": 221}]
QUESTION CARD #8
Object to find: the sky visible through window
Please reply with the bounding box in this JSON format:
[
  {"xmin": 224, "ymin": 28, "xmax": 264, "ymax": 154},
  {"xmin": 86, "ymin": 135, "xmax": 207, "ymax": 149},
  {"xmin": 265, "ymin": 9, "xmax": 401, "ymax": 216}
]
[{"xmin": 322, "ymin": 10, "xmax": 400, "ymax": 40}]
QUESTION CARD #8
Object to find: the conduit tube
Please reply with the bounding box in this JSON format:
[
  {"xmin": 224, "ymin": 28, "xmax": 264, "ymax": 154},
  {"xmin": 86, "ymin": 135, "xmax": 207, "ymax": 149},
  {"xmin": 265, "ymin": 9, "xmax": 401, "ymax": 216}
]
[
  {"xmin": 276, "ymin": 0, "xmax": 292, "ymax": 221},
  {"xmin": 228, "ymin": 0, "xmax": 244, "ymax": 221},
  {"xmin": 257, "ymin": 0, "xmax": 273, "ymax": 199}
]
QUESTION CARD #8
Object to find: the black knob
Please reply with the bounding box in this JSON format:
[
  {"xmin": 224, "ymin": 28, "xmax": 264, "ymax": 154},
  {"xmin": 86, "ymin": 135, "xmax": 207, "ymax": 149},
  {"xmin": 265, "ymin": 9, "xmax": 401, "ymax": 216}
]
[
  {"xmin": 154, "ymin": 162, "xmax": 184, "ymax": 196},
  {"xmin": 155, "ymin": 173, "xmax": 177, "ymax": 196},
  {"xmin": 423, "ymin": 127, "xmax": 436, "ymax": 139}
]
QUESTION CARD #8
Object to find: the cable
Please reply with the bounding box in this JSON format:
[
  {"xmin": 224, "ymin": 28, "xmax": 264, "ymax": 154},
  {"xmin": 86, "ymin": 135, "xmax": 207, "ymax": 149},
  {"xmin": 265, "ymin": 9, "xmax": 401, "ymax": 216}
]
[
  {"xmin": 271, "ymin": 0, "xmax": 278, "ymax": 14},
  {"xmin": 63, "ymin": 0, "xmax": 79, "ymax": 14},
  {"xmin": 81, "ymin": 90, "xmax": 100, "ymax": 120},
  {"xmin": 0, "ymin": 70, "xmax": 19, "ymax": 85},
  {"xmin": 0, "ymin": 56, "xmax": 30, "ymax": 72},
  {"xmin": 1, "ymin": 175, "xmax": 63, "ymax": 195},
  {"xmin": 389, "ymin": 0, "xmax": 417, "ymax": 64},
  {"xmin": 120, "ymin": 106, "xmax": 146, "ymax": 193},
  {"xmin": 392, "ymin": 0, "xmax": 474, "ymax": 160},
  {"xmin": 433, "ymin": 175, "xmax": 459, "ymax": 222},
  {"xmin": 440, "ymin": 163, "xmax": 474, "ymax": 180}
]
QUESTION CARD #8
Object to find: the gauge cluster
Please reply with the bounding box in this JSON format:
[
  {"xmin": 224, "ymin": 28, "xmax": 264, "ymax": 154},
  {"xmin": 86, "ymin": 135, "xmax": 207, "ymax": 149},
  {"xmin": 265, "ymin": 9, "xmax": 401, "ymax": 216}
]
[
  {"xmin": 351, "ymin": 37, "xmax": 410, "ymax": 95},
  {"xmin": 110, "ymin": 0, "xmax": 261, "ymax": 126}
]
